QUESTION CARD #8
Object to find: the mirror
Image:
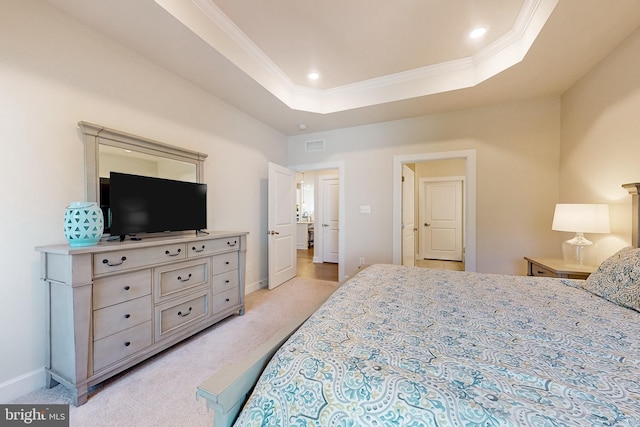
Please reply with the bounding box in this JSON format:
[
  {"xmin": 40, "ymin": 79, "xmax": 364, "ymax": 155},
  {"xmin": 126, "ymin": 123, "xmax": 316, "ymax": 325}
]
[
  {"xmin": 80, "ymin": 122, "xmax": 208, "ymax": 232},
  {"xmin": 98, "ymin": 145, "xmax": 197, "ymax": 183}
]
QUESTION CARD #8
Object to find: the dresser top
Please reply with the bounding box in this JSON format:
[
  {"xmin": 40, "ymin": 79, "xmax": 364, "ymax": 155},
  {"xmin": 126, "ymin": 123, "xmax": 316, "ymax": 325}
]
[{"xmin": 36, "ymin": 231, "xmax": 248, "ymax": 255}]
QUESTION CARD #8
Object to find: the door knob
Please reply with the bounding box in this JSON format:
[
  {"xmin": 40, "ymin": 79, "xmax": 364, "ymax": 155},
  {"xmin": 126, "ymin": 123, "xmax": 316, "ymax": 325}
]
[
  {"xmin": 322, "ymin": 224, "xmax": 329, "ymax": 227},
  {"xmin": 424, "ymin": 223, "xmax": 431, "ymax": 227}
]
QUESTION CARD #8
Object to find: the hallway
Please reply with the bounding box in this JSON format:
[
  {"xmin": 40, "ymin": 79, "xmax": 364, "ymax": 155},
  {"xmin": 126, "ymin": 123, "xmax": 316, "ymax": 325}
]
[
  {"xmin": 296, "ymin": 248, "xmax": 338, "ymax": 281},
  {"xmin": 416, "ymin": 259, "xmax": 465, "ymax": 271},
  {"xmin": 296, "ymin": 248, "xmax": 463, "ymax": 282}
]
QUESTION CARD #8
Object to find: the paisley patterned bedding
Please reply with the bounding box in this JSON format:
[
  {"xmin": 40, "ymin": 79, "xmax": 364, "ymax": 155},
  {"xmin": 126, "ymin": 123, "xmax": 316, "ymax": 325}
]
[{"xmin": 234, "ymin": 264, "xmax": 640, "ymax": 426}]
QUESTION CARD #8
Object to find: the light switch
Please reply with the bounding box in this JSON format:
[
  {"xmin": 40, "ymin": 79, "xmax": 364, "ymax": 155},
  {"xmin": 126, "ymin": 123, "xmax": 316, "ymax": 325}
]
[{"xmin": 360, "ymin": 205, "xmax": 371, "ymax": 214}]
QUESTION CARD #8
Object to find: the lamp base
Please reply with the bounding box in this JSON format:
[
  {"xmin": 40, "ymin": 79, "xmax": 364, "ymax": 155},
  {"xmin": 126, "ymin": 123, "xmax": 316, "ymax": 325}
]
[{"xmin": 561, "ymin": 232, "xmax": 595, "ymax": 266}]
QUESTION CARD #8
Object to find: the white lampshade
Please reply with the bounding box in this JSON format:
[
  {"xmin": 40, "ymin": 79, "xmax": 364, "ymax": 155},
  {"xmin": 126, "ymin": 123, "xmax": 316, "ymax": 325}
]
[
  {"xmin": 552, "ymin": 204, "xmax": 610, "ymax": 234},
  {"xmin": 552, "ymin": 203, "xmax": 610, "ymax": 266}
]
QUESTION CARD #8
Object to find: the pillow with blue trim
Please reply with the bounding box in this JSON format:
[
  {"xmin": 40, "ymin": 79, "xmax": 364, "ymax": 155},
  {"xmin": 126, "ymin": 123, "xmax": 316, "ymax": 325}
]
[{"xmin": 582, "ymin": 246, "xmax": 640, "ymax": 312}]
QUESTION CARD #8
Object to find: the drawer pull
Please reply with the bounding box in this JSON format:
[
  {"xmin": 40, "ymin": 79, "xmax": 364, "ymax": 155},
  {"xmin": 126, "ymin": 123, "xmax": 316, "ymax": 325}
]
[
  {"xmin": 225, "ymin": 280, "xmax": 230, "ymax": 284},
  {"xmin": 124, "ymin": 341, "xmax": 131, "ymax": 347},
  {"xmin": 102, "ymin": 256, "xmax": 126, "ymax": 267},
  {"xmin": 192, "ymin": 245, "xmax": 205, "ymax": 253},
  {"xmin": 124, "ymin": 286, "xmax": 130, "ymax": 291},
  {"xmin": 165, "ymin": 249, "xmax": 182, "ymax": 257},
  {"xmin": 124, "ymin": 314, "xmax": 131, "ymax": 319},
  {"xmin": 177, "ymin": 274, "xmax": 192, "ymax": 282},
  {"xmin": 227, "ymin": 240, "xmax": 237, "ymax": 247},
  {"xmin": 225, "ymin": 261, "xmax": 230, "ymax": 265},
  {"xmin": 537, "ymin": 271, "xmax": 545, "ymax": 274},
  {"xmin": 178, "ymin": 307, "xmax": 192, "ymax": 317},
  {"xmin": 225, "ymin": 298, "xmax": 230, "ymax": 302}
]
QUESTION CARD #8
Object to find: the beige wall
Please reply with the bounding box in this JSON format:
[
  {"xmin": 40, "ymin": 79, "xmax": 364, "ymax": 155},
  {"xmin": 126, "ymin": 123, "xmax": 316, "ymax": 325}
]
[
  {"xmin": 415, "ymin": 159, "xmax": 466, "ymax": 178},
  {"xmin": 289, "ymin": 97, "xmax": 562, "ymax": 277},
  {"xmin": 0, "ymin": 0, "xmax": 286, "ymax": 400},
  {"xmin": 561, "ymin": 26, "xmax": 640, "ymax": 261}
]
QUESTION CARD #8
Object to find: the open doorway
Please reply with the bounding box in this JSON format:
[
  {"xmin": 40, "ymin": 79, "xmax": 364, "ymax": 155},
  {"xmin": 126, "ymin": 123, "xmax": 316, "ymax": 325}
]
[
  {"xmin": 403, "ymin": 161, "xmax": 466, "ymax": 271},
  {"xmin": 393, "ymin": 150, "xmax": 477, "ymax": 272},
  {"xmin": 293, "ymin": 168, "xmax": 340, "ymax": 282}
]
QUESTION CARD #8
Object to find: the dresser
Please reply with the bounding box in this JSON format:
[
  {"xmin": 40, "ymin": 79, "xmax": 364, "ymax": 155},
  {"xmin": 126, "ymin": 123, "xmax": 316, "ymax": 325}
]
[{"xmin": 37, "ymin": 231, "xmax": 247, "ymax": 406}]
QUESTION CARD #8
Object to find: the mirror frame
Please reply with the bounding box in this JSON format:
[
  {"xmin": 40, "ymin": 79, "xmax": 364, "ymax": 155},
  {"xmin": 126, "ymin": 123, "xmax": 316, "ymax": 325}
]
[{"xmin": 79, "ymin": 121, "xmax": 208, "ymax": 202}]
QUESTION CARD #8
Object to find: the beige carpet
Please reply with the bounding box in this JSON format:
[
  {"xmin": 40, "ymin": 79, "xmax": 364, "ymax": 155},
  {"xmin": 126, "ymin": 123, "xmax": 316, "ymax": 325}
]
[{"xmin": 11, "ymin": 277, "xmax": 341, "ymax": 426}]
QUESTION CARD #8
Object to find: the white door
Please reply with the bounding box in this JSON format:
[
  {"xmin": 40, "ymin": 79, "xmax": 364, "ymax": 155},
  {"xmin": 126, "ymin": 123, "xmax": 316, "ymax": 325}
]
[
  {"xmin": 320, "ymin": 175, "xmax": 339, "ymax": 263},
  {"xmin": 420, "ymin": 179, "xmax": 463, "ymax": 261},
  {"xmin": 268, "ymin": 162, "xmax": 297, "ymax": 289},
  {"xmin": 402, "ymin": 165, "xmax": 416, "ymax": 266}
]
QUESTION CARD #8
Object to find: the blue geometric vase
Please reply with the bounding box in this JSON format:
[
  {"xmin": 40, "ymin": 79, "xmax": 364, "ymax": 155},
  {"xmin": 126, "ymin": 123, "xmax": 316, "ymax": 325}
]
[{"xmin": 64, "ymin": 202, "xmax": 104, "ymax": 247}]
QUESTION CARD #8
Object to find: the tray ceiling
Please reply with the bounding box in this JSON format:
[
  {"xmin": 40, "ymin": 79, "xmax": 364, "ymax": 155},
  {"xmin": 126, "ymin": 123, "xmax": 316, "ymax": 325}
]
[
  {"xmin": 42, "ymin": 0, "xmax": 640, "ymax": 134},
  {"xmin": 157, "ymin": 0, "xmax": 555, "ymax": 113}
]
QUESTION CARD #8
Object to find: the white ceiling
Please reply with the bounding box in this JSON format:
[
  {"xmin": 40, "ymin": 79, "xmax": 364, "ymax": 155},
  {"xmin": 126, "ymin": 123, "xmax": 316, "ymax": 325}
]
[
  {"xmin": 44, "ymin": 0, "xmax": 640, "ymax": 135},
  {"xmin": 207, "ymin": 0, "xmax": 526, "ymax": 90}
]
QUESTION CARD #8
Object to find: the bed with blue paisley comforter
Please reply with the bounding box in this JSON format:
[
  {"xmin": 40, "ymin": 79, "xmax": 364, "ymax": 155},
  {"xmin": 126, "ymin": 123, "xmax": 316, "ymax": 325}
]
[{"xmin": 234, "ymin": 262, "xmax": 640, "ymax": 426}]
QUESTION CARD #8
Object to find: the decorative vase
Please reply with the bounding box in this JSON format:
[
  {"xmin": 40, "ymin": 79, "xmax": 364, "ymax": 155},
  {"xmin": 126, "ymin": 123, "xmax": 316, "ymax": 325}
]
[{"xmin": 64, "ymin": 202, "xmax": 104, "ymax": 247}]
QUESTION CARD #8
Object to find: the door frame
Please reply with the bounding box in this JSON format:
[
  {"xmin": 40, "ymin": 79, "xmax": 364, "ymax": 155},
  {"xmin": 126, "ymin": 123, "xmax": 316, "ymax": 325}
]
[
  {"xmin": 392, "ymin": 150, "xmax": 476, "ymax": 271},
  {"xmin": 402, "ymin": 164, "xmax": 416, "ymax": 266},
  {"xmin": 289, "ymin": 161, "xmax": 346, "ymax": 282}
]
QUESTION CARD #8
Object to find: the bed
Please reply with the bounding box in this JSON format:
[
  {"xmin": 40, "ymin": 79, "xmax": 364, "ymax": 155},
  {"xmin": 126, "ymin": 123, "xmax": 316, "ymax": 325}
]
[{"xmin": 197, "ymin": 184, "xmax": 640, "ymax": 426}]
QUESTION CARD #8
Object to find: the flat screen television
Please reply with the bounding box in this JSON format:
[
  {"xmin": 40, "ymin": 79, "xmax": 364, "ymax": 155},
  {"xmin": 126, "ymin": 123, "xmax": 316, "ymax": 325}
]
[{"xmin": 109, "ymin": 172, "xmax": 207, "ymax": 239}]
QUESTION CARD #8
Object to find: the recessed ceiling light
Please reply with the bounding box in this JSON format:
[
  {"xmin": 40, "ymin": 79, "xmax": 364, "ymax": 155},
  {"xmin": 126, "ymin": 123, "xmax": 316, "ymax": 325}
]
[
  {"xmin": 469, "ymin": 27, "xmax": 488, "ymax": 39},
  {"xmin": 307, "ymin": 72, "xmax": 320, "ymax": 80},
  {"xmin": 298, "ymin": 123, "xmax": 307, "ymax": 131}
]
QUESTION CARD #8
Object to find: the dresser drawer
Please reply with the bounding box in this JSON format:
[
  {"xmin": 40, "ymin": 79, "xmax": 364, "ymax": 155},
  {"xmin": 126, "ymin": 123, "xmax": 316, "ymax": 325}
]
[
  {"xmin": 212, "ymin": 270, "xmax": 238, "ymax": 295},
  {"xmin": 530, "ymin": 264, "xmax": 556, "ymax": 278},
  {"xmin": 155, "ymin": 290, "xmax": 210, "ymax": 340},
  {"xmin": 211, "ymin": 252, "xmax": 238, "ymax": 274},
  {"xmin": 93, "ymin": 296, "xmax": 152, "ymax": 341},
  {"xmin": 188, "ymin": 236, "xmax": 240, "ymax": 258},
  {"xmin": 93, "ymin": 270, "xmax": 151, "ymax": 309},
  {"xmin": 93, "ymin": 321, "xmax": 152, "ymax": 372},
  {"xmin": 212, "ymin": 287, "xmax": 239, "ymax": 314},
  {"xmin": 93, "ymin": 243, "xmax": 186, "ymax": 275},
  {"xmin": 155, "ymin": 259, "xmax": 210, "ymax": 302}
]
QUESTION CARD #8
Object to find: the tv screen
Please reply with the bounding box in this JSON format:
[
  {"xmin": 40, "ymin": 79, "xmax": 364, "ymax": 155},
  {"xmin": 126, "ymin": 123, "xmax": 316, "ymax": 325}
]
[{"xmin": 109, "ymin": 172, "xmax": 207, "ymax": 238}]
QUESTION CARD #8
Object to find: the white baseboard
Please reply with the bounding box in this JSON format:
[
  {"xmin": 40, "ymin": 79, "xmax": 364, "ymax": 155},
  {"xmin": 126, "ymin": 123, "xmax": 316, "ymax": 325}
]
[
  {"xmin": 245, "ymin": 278, "xmax": 267, "ymax": 294},
  {"xmin": 0, "ymin": 368, "xmax": 45, "ymax": 403}
]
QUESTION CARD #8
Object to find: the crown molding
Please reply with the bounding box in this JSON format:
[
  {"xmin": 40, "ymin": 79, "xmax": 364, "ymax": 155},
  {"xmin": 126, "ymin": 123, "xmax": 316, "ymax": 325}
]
[{"xmin": 157, "ymin": 0, "xmax": 558, "ymax": 114}]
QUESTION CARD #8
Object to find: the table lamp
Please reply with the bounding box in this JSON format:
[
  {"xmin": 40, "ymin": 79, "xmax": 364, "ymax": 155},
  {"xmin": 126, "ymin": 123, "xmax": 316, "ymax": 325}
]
[{"xmin": 551, "ymin": 204, "xmax": 610, "ymax": 265}]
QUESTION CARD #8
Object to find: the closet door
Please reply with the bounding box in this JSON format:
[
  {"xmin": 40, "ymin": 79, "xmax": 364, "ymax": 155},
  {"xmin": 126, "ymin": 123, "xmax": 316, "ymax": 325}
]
[{"xmin": 421, "ymin": 179, "xmax": 463, "ymax": 261}]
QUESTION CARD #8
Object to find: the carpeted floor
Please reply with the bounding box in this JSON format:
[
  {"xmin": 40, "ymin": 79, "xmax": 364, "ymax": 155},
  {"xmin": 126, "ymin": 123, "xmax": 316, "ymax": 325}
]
[{"xmin": 11, "ymin": 277, "xmax": 340, "ymax": 426}]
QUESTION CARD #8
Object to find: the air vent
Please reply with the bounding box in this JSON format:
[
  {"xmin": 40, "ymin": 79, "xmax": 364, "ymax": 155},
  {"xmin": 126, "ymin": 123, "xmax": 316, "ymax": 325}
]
[{"xmin": 305, "ymin": 139, "xmax": 325, "ymax": 152}]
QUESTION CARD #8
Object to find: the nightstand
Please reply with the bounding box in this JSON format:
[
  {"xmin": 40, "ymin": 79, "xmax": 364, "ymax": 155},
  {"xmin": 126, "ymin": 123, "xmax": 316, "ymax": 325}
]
[{"xmin": 524, "ymin": 257, "xmax": 597, "ymax": 280}]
